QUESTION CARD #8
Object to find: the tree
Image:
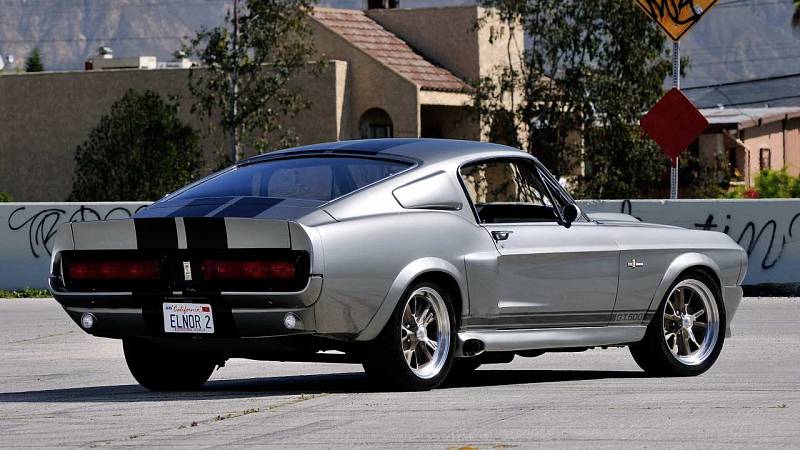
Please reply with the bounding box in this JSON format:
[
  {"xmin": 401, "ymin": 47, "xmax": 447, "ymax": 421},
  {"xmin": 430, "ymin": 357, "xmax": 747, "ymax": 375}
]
[
  {"xmin": 24, "ymin": 47, "xmax": 44, "ymax": 72},
  {"xmin": 473, "ymin": 1, "xmax": 676, "ymax": 199},
  {"xmin": 69, "ymin": 90, "xmax": 204, "ymax": 201},
  {"xmin": 794, "ymin": 0, "xmax": 800, "ymax": 28},
  {"xmin": 187, "ymin": 0, "xmax": 317, "ymax": 164}
]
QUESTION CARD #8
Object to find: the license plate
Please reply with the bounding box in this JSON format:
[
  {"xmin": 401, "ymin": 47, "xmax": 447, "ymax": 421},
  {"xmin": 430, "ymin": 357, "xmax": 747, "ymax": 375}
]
[{"xmin": 163, "ymin": 303, "xmax": 214, "ymax": 334}]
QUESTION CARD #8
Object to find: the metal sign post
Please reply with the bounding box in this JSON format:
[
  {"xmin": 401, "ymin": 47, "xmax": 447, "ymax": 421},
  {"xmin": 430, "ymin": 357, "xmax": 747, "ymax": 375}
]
[
  {"xmin": 636, "ymin": 0, "xmax": 718, "ymax": 201},
  {"xmin": 671, "ymin": 41, "xmax": 680, "ymax": 200}
]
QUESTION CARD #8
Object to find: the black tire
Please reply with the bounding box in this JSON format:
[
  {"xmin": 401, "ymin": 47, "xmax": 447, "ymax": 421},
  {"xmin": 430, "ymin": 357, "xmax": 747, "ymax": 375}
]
[
  {"xmin": 123, "ymin": 338, "xmax": 218, "ymax": 391},
  {"xmin": 629, "ymin": 270, "xmax": 726, "ymax": 377},
  {"xmin": 447, "ymin": 358, "xmax": 483, "ymax": 381},
  {"xmin": 446, "ymin": 351, "xmax": 517, "ymax": 382},
  {"xmin": 362, "ymin": 281, "xmax": 457, "ymax": 391}
]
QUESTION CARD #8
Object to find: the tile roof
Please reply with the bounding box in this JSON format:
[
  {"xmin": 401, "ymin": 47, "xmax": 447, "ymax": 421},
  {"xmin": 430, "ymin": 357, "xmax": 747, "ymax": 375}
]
[{"xmin": 312, "ymin": 8, "xmax": 470, "ymax": 93}]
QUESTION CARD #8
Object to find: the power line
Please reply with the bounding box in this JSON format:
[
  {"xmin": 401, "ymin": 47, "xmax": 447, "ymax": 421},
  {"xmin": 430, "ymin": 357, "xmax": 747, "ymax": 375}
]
[
  {"xmin": 705, "ymin": 93, "xmax": 800, "ymax": 107},
  {"xmin": 684, "ymin": 40, "xmax": 800, "ymax": 55},
  {"xmin": 715, "ymin": 0, "xmax": 788, "ymax": 8},
  {"xmin": 690, "ymin": 53, "xmax": 800, "ymax": 67},
  {"xmin": 684, "ymin": 72, "xmax": 800, "ymax": 90}
]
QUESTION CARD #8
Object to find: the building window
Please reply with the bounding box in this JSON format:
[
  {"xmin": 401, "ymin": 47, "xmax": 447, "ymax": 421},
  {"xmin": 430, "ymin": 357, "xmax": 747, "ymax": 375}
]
[
  {"xmin": 359, "ymin": 108, "xmax": 393, "ymax": 139},
  {"xmin": 760, "ymin": 148, "xmax": 771, "ymax": 171},
  {"xmin": 367, "ymin": 0, "xmax": 399, "ymax": 9}
]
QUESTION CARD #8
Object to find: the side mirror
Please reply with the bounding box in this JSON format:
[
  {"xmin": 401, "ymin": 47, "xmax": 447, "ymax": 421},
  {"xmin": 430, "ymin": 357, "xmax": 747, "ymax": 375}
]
[{"xmin": 562, "ymin": 204, "xmax": 581, "ymax": 227}]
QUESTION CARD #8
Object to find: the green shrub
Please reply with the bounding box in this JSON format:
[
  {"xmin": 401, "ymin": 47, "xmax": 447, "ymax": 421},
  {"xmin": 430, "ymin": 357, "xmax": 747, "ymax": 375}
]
[
  {"xmin": 0, "ymin": 288, "xmax": 50, "ymax": 298},
  {"xmin": 0, "ymin": 192, "xmax": 12, "ymax": 202},
  {"xmin": 755, "ymin": 169, "xmax": 795, "ymax": 198},
  {"xmin": 69, "ymin": 89, "xmax": 204, "ymax": 201},
  {"xmin": 791, "ymin": 176, "xmax": 800, "ymax": 198},
  {"xmin": 730, "ymin": 169, "xmax": 800, "ymax": 199}
]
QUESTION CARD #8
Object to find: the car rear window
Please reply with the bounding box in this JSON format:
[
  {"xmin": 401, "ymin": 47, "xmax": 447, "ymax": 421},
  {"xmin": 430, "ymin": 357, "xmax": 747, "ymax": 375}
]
[{"xmin": 171, "ymin": 156, "xmax": 412, "ymax": 202}]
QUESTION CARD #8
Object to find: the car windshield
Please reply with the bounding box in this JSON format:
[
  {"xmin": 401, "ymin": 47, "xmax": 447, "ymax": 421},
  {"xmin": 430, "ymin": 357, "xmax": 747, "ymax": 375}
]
[{"xmin": 170, "ymin": 156, "xmax": 412, "ymax": 202}]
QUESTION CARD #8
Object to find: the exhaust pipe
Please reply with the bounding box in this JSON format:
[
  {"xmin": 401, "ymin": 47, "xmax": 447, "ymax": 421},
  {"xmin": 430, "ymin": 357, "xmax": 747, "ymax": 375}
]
[{"xmin": 461, "ymin": 338, "xmax": 485, "ymax": 357}]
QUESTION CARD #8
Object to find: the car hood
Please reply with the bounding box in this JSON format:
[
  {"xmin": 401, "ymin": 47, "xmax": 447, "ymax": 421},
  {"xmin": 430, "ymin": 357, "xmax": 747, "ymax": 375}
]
[{"xmin": 135, "ymin": 196, "xmax": 326, "ymax": 220}]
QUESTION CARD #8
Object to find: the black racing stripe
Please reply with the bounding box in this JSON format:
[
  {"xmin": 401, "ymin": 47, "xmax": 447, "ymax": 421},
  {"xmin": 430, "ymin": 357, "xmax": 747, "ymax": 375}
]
[
  {"xmin": 184, "ymin": 217, "xmax": 228, "ymax": 249},
  {"xmin": 330, "ymin": 148, "xmax": 380, "ymax": 156},
  {"xmin": 463, "ymin": 309, "xmax": 655, "ymax": 329},
  {"xmin": 186, "ymin": 197, "xmax": 234, "ymax": 206},
  {"xmin": 134, "ymin": 218, "xmax": 178, "ymax": 250},
  {"xmin": 335, "ymin": 139, "xmax": 421, "ymax": 153},
  {"xmin": 213, "ymin": 197, "xmax": 283, "ymax": 218},
  {"xmin": 168, "ymin": 204, "xmax": 223, "ymax": 218},
  {"xmin": 463, "ymin": 312, "xmax": 612, "ymax": 328}
]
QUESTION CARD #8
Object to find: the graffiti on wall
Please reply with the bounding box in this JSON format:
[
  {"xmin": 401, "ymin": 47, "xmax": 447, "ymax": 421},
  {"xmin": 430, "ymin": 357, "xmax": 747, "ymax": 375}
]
[{"xmin": 6, "ymin": 205, "xmax": 147, "ymax": 258}]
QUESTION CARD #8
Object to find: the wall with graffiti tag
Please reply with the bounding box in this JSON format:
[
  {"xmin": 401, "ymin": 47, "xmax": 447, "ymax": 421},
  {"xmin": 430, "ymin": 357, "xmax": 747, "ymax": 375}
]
[
  {"xmin": 1, "ymin": 203, "xmax": 150, "ymax": 290},
  {"xmin": 0, "ymin": 200, "xmax": 798, "ymax": 290},
  {"xmin": 579, "ymin": 199, "xmax": 800, "ymax": 287}
]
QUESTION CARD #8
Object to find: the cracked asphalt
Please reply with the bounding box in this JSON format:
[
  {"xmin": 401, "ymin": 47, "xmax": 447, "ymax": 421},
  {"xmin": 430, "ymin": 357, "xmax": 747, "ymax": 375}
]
[{"xmin": 0, "ymin": 298, "xmax": 798, "ymax": 448}]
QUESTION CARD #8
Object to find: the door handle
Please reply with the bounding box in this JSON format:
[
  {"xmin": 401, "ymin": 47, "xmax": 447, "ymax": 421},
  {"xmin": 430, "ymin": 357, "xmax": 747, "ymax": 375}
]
[{"xmin": 491, "ymin": 231, "xmax": 513, "ymax": 241}]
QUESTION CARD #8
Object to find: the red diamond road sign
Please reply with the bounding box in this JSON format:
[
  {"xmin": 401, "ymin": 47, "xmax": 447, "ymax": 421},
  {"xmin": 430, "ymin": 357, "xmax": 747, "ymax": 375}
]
[{"xmin": 640, "ymin": 88, "xmax": 709, "ymax": 160}]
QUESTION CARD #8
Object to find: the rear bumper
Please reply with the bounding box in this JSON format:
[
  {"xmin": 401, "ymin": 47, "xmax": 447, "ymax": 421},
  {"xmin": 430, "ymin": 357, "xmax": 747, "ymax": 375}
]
[
  {"xmin": 61, "ymin": 304, "xmax": 315, "ymax": 338},
  {"xmin": 50, "ymin": 276, "xmax": 322, "ymax": 339}
]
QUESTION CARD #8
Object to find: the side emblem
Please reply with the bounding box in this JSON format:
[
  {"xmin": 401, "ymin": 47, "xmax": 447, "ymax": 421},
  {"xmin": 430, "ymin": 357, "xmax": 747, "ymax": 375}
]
[
  {"xmin": 627, "ymin": 258, "xmax": 645, "ymax": 269},
  {"xmin": 183, "ymin": 261, "xmax": 193, "ymax": 281}
]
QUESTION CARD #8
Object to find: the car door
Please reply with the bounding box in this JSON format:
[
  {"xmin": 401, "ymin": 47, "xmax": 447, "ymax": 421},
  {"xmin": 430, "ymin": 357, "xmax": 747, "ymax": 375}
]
[{"xmin": 460, "ymin": 158, "xmax": 620, "ymax": 328}]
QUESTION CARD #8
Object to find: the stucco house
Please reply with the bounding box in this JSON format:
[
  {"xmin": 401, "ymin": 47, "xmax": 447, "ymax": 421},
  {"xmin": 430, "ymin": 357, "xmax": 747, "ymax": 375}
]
[
  {"xmin": 698, "ymin": 107, "xmax": 800, "ymax": 185},
  {"xmin": 0, "ymin": 4, "xmax": 519, "ymax": 201}
]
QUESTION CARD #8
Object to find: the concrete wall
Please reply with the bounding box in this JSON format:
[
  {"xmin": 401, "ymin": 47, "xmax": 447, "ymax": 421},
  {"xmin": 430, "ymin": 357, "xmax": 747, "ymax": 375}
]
[
  {"xmin": 0, "ymin": 63, "xmax": 345, "ymax": 201},
  {"xmin": 3, "ymin": 199, "xmax": 800, "ymax": 290}
]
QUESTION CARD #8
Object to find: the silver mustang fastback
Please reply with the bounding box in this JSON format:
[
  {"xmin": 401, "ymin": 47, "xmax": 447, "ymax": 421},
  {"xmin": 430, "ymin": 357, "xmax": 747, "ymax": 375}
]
[{"xmin": 48, "ymin": 139, "xmax": 747, "ymax": 391}]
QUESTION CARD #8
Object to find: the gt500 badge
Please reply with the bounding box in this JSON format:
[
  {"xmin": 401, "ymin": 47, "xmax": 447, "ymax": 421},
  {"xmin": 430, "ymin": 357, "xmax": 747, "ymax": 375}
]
[
  {"xmin": 183, "ymin": 261, "xmax": 192, "ymax": 281},
  {"xmin": 615, "ymin": 312, "xmax": 645, "ymax": 322}
]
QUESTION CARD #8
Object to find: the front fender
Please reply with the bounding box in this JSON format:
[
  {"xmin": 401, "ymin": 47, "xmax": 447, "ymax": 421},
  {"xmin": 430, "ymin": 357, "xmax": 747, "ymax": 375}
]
[
  {"xmin": 355, "ymin": 257, "xmax": 467, "ymax": 342},
  {"xmin": 649, "ymin": 253, "xmax": 722, "ymax": 316}
]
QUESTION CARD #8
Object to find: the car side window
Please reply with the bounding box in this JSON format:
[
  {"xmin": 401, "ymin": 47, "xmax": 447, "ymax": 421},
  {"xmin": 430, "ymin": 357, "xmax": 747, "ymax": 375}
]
[{"xmin": 459, "ymin": 159, "xmax": 558, "ymax": 224}]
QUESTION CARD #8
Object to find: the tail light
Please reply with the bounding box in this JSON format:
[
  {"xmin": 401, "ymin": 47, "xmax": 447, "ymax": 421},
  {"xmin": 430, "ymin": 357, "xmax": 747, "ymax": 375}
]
[
  {"xmin": 67, "ymin": 260, "xmax": 161, "ymax": 280},
  {"xmin": 201, "ymin": 260, "xmax": 296, "ymax": 280}
]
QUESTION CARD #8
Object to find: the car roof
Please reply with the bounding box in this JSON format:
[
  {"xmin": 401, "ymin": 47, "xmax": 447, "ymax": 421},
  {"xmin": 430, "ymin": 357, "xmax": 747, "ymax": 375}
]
[{"xmin": 241, "ymin": 139, "xmax": 532, "ymax": 167}]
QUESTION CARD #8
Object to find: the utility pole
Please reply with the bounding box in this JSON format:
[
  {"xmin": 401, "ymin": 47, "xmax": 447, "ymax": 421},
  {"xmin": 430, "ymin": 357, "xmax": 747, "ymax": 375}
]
[
  {"xmin": 230, "ymin": 0, "xmax": 240, "ymax": 163},
  {"xmin": 670, "ymin": 41, "xmax": 680, "ymax": 200}
]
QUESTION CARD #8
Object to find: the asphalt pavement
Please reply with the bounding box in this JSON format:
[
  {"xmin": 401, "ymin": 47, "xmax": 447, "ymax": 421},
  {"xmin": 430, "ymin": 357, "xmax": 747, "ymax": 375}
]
[{"xmin": 0, "ymin": 297, "xmax": 798, "ymax": 448}]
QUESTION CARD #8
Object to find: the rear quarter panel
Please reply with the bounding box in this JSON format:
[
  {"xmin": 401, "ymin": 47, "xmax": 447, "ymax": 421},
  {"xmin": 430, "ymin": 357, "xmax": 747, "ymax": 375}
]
[{"xmin": 311, "ymin": 210, "xmax": 493, "ymax": 337}]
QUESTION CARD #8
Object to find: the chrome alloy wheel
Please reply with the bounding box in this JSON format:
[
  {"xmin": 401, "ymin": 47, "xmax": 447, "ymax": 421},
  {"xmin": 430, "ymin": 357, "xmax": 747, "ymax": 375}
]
[
  {"xmin": 400, "ymin": 287, "xmax": 451, "ymax": 379},
  {"xmin": 662, "ymin": 279, "xmax": 720, "ymax": 366}
]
